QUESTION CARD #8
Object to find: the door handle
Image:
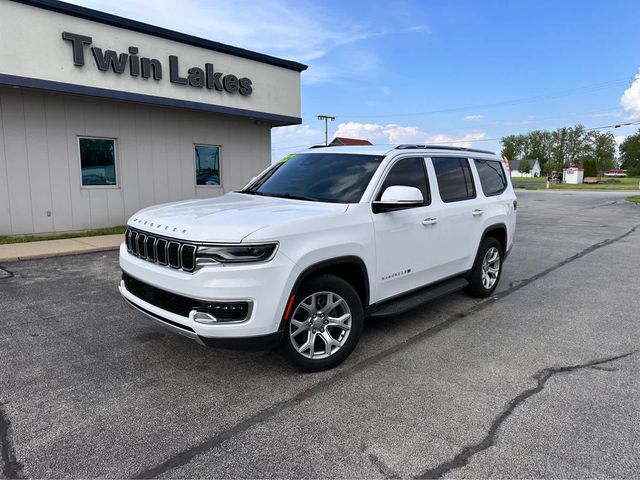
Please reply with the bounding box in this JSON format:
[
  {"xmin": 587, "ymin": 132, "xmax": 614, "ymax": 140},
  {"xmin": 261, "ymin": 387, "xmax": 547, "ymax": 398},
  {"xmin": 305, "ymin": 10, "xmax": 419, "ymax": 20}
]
[
  {"xmin": 422, "ymin": 217, "xmax": 438, "ymax": 225},
  {"xmin": 472, "ymin": 209, "xmax": 484, "ymax": 216}
]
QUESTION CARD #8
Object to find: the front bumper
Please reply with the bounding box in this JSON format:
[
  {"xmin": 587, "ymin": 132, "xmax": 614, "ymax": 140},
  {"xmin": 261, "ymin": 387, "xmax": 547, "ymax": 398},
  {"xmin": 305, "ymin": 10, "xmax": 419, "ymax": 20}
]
[{"xmin": 118, "ymin": 243, "xmax": 298, "ymax": 348}]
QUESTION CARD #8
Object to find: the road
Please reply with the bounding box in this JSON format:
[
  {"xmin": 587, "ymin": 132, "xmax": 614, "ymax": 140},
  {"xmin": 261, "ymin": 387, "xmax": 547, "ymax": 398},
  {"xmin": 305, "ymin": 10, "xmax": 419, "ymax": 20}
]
[{"xmin": 1, "ymin": 190, "xmax": 639, "ymax": 479}]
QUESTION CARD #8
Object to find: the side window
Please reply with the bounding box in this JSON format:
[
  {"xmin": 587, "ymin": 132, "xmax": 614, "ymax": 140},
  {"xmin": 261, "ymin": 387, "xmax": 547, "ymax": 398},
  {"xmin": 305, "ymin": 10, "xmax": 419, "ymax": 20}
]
[
  {"xmin": 376, "ymin": 157, "xmax": 430, "ymax": 205},
  {"xmin": 474, "ymin": 159, "xmax": 507, "ymax": 196},
  {"xmin": 431, "ymin": 157, "xmax": 476, "ymax": 202}
]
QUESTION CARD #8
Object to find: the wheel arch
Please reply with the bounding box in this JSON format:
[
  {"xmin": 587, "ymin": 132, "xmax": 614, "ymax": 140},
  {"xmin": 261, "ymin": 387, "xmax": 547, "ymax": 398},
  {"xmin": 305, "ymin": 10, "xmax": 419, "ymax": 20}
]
[
  {"xmin": 279, "ymin": 256, "xmax": 370, "ymax": 330},
  {"xmin": 480, "ymin": 223, "xmax": 508, "ymax": 255}
]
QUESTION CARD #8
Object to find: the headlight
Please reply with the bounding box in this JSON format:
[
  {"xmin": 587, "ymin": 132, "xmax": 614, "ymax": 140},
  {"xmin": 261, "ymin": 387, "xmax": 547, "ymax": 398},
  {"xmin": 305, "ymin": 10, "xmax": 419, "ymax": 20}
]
[{"xmin": 196, "ymin": 243, "xmax": 278, "ymax": 264}]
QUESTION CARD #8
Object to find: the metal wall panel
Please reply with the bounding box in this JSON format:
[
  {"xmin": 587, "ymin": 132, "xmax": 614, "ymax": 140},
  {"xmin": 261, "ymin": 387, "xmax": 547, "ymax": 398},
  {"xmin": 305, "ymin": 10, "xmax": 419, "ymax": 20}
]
[{"xmin": 0, "ymin": 88, "xmax": 271, "ymax": 235}]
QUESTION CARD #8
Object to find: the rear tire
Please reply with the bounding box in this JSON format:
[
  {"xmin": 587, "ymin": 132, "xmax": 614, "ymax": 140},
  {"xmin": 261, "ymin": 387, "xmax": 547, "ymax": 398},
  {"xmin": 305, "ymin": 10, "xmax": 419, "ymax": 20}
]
[
  {"xmin": 466, "ymin": 237, "xmax": 503, "ymax": 298},
  {"xmin": 281, "ymin": 274, "xmax": 364, "ymax": 372}
]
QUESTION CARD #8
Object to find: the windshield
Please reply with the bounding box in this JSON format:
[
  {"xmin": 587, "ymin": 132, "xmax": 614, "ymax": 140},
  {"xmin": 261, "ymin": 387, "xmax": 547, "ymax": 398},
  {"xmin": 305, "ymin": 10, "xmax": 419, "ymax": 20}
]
[{"xmin": 241, "ymin": 153, "xmax": 384, "ymax": 203}]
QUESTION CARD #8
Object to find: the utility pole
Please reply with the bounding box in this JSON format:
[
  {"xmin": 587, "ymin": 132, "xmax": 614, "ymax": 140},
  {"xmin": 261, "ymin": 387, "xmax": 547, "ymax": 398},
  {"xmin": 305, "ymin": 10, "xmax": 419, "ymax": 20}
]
[{"xmin": 317, "ymin": 115, "xmax": 335, "ymax": 146}]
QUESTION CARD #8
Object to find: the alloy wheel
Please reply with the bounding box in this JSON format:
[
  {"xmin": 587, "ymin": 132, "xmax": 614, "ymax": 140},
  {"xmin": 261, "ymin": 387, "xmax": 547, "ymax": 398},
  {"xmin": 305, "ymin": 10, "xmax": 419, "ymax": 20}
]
[
  {"xmin": 481, "ymin": 247, "xmax": 501, "ymax": 289},
  {"xmin": 289, "ymin": 291, "xmax": 352, "ymax": 360}
]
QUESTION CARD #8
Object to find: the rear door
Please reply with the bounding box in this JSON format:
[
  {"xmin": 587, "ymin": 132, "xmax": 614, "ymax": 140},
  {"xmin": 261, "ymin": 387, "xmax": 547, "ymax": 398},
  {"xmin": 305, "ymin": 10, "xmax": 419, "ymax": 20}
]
[{"xmin": 427, "ymin": 156, "xmax": 483, "ymax": 275}]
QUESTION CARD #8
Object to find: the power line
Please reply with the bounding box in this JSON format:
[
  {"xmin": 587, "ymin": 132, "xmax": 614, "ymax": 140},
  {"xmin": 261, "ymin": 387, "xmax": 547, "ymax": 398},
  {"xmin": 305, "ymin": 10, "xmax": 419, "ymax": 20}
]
[
  {"xmin": 271, "ymin": 121, "xmax": 640, "ymax": 153},
  {"xmin": 332, "ymin": 77, "xmax": 633, "ymax": 120}
]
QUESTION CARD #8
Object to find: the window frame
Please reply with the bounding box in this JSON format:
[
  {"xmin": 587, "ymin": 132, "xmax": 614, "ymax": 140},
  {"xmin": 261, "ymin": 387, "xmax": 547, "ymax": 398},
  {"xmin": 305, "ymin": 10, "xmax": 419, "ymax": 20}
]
[
  {"xmin": 473, "ymin": 158, "xmax": 508, "ymax": 197},
  {"xmin": 194, "ymin": 143, "xmax": 223, "ymax": 189},
  {"xmin": 430, "ymin": 156, "xmax": 477, "ymax": 203},
  {"xmin": 77, "ymin": 136, "xmax": 119, "ymax": 189},
  {"xmin": 372, "ymin": 155, "xmax": 431, "ymax": 211}
]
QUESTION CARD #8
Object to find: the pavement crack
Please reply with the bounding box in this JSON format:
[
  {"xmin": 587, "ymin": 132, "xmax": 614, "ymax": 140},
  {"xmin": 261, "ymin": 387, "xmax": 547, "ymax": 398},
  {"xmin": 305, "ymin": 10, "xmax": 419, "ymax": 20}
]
[
  {"xmin": 368, "ymin": 451, "xmax": 402, "ymax": 479},
  {"xmin": 413, "ymin": 351, "xmax": 637, "ymax": 479},
  {"xmin": 0, "ymin": 401, "xmax": 26, "ymax": 479},
  {"xmin": 0, "ymin": 266, "xmax": 13, "ymax": 280},
  {"xmin": 133, "ymin": 223, "xmax": 640, "ymax": 478}
]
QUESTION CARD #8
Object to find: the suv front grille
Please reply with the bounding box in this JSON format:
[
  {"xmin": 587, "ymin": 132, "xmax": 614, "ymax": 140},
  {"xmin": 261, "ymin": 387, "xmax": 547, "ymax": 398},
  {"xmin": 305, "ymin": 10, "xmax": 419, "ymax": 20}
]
[{"xmin": 125, "ymin": 227, "xmax": 196, "ymax": 272}]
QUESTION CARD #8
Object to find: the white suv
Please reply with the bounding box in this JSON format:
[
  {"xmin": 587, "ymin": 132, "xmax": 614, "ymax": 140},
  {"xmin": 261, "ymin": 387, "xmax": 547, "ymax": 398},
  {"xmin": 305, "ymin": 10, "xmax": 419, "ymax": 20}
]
[{"xmin": 119, "ymin": 145, "xmax": 516, "ymax": 371}]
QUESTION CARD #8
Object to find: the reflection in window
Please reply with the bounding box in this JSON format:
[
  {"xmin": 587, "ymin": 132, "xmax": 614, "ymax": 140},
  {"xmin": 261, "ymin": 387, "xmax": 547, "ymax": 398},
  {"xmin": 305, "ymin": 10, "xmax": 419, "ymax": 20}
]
[
  {"xmin": 195, "ymin": 145, "xmax": 221, "ymax": 186},
  {"xmin": 79, "ymin": 138, "xmax": 117, "ymax": 186}
]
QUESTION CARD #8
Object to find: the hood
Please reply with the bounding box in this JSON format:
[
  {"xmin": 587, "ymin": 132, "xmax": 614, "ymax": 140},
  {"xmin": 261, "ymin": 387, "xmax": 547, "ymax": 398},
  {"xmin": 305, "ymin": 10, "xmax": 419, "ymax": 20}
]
[{"xmin": 128, "ymin": 192, "xmax": 348, "ymax": 243}]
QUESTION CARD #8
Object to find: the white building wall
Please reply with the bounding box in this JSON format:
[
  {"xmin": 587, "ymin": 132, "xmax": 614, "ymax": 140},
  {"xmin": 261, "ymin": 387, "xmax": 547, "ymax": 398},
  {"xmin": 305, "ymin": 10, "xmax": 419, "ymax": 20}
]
[
  {"xmin": 0, "ymin": 87, "xmax": 271, "ymax": 235},
  {"xmin": 0, "ymin": 1, "xmax": 301, "ymax": 121}
]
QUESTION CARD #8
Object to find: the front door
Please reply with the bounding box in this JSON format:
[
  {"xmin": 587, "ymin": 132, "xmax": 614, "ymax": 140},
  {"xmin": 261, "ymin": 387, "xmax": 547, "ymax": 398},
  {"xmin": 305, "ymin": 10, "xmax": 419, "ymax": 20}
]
[{"xmin": 371, "ymin": 156, "xmax": 444, "ymax": 301}]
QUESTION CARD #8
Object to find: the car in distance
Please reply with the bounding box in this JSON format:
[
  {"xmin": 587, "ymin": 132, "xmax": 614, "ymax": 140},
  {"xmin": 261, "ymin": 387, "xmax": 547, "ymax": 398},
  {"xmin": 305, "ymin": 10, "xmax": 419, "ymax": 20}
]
[{"xmin": 119, "ymin": 144, "xmax": 517, "ymax": 371}]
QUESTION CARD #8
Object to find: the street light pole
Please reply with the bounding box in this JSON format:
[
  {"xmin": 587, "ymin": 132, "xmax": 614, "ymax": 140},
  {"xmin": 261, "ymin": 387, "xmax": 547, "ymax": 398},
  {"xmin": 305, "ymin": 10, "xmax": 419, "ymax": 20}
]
[{"xmin": 317, "ymin": 115, "xmax": 335, "ymax": 146}]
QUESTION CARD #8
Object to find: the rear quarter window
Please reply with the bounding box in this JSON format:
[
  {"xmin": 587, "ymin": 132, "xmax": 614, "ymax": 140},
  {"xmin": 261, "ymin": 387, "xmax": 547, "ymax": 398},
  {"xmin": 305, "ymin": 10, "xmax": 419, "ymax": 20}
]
[{"xmin": 474, "ymin": 159, "xmax": 507, "ymax": 196}]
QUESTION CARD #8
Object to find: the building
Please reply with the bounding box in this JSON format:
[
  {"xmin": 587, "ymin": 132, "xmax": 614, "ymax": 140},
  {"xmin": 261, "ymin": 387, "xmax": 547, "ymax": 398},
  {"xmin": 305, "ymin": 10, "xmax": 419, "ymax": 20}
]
[
  {"xmin": 604, "ymin": 169, "xmax": 627, "ymax": 177},
  {"xmin": 328, "ymin": 137, "xmax": 373, "ymax": 146},
  {"xmin": 508, "ymin": 158, "xmax": 541, "ymax": 177},
  {"xmin": 0, "ymin": 0, "xmax": 306, "ymax": 235},
  {"xmin": 563, "ymin": 166, "xmax": 584, "ymax": 184}
]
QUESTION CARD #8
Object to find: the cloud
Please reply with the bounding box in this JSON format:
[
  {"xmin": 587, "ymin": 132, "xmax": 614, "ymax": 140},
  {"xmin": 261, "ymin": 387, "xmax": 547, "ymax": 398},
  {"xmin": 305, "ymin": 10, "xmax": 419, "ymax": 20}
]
[
  {"xmin": 334, "ymin": 122, "xmax": 487, "ymax": 147},
  {"xmin": 67, "ymin": 0, "xmax": 428, "ymax": 85},
  {"xmin": 271, "ymin": 124, "xmax": 324, "ymax": 159},
  {"xmin": 463, "ymin": 115, "xmax": 484, "ymax": 121},
  {"xmin": 621, "ymin": 70, "xmax": 640, "ymax": 119}
]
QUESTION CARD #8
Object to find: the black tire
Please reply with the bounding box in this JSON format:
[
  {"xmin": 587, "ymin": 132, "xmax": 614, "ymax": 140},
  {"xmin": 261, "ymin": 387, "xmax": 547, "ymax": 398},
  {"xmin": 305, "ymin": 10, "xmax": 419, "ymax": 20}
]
[
  {"xmin": 466, "ymin": 237, "xmax": 503, "ymax": 298},
  {"xmin": 281, "ymin": 274, "xmax": 364, "ymax": 372}
]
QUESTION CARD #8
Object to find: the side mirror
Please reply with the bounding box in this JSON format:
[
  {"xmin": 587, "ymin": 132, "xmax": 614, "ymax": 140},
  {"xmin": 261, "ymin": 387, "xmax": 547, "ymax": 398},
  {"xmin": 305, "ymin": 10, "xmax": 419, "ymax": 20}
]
[{"xmin": 372, "ymin": 185, "xmax": 424, "ymax": 213}]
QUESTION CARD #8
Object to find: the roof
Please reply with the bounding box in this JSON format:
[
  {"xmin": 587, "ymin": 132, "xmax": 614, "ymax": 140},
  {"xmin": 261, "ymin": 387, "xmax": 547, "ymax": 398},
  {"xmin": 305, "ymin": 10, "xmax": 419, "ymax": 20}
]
[
  {"xmin": 298, "ymin": 144, "xmax": 499, "ymax": 157},
  {"xmin": 508, "ymin": 159, "xmax": 539, "ymax": 170},
  {"xmin": 14, "ymin": 0, "xmax": 308, "ymax": 72},
  {"xmin": 329, "ymin": 137, "xmax": 373, "ymax": 146}
]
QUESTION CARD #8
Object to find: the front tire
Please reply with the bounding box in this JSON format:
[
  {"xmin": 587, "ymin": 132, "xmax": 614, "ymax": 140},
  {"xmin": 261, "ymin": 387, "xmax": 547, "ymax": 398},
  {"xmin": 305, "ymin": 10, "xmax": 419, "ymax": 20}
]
[
  {"xmin": 282, "ymin": 274, "xmax": 364, "ymax": 372},
  {"xmin": 466, "ymin": 237, "xmax": 503, "ymax": 298}
]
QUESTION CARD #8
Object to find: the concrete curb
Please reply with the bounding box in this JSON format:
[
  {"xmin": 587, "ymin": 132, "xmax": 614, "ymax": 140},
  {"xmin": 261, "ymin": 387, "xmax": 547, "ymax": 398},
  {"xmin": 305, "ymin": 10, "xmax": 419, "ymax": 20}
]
[{"xmin": 0, "ymin": 234, "xmax": 123, "ymax": 263}]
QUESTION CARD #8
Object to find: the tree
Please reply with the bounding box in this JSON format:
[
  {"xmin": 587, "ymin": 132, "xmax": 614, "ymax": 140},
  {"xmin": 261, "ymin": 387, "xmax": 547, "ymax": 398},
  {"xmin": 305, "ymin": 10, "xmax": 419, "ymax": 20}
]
[
  {"xmin": 586, "ymin": 131, "xmax": 616, "ymax": 174},
  {"xmin": 500, "ymin": 134, "xmax": 527, "ymax": 161},
  {"xmin": 519, "ymin": 159, "xmax": 531, "ymax": 174},
  {"xmin": 526, "ymin": 130, "xmax": 553, "ymax": 173},
  {"xmin": 619, "ymin": 130, "xmax": 640, "ymax": 176}
]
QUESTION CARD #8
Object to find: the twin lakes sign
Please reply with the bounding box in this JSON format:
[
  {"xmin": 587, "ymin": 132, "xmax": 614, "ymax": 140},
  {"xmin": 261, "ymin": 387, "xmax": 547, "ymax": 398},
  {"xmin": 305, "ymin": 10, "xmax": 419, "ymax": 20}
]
[{"xmin": 62, "ymin": 32, "xmax": 253, "ymax": 96}]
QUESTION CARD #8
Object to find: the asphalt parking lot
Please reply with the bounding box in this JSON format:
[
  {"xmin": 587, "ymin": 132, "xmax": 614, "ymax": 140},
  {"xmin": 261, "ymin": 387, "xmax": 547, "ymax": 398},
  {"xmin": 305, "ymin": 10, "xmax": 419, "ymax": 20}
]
[{"xmin": 1, "ymin": 190, "xmax": 639, "ymax": 479}]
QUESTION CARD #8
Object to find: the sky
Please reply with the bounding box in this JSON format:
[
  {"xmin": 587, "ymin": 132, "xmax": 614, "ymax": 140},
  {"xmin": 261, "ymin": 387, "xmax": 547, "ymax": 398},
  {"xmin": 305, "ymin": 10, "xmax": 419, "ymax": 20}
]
[{"xmin": 68, "ymin": 0, "xmax": 640, "ymax": 161}]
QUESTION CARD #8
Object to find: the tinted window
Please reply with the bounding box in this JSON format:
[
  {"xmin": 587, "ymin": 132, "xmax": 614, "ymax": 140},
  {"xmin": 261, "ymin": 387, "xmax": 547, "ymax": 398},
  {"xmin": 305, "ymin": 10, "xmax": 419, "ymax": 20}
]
[
  {"xmin": 79, "ymin": 138, "xmax": 116, "ymax": 186},
  {"xmin": 376, "ymin": 157, "xmax": 430, "ymax": 204},
  {"xmin": 195, "ymin": 145, "xmax": 221, "ymax": 186},
  {"xmin": 432, "ymin": 157, "xmax": 476, "ymax": 202},
  {"xmin": 474, "ymin": 159, "xmax": 507, "ymax": 196},
  {"xmin": 247, "ymin": 153, "xmax": 384, "ymax": 203}
]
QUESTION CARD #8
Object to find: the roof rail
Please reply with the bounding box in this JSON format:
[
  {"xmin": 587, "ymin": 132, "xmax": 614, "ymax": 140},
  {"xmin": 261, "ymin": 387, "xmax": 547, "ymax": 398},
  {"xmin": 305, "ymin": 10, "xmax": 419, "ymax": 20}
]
[{"xmin": 395, "ymin": 144, "xmax": 495, "ymax": 155}]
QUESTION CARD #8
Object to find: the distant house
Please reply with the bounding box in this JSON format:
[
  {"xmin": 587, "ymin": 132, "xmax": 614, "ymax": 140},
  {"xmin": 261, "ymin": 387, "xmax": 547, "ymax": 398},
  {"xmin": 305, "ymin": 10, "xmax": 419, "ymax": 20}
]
[
  {"xmin": 508, "ymin": 159, "xmax": 541, "ymax": 177},
  {"xmin": 329, "ymin": 137, "xmax": 373, "ymax": 146},
  {"xmin": 604, "ymin": 169, "xmax": 627, "ymax": 177}
]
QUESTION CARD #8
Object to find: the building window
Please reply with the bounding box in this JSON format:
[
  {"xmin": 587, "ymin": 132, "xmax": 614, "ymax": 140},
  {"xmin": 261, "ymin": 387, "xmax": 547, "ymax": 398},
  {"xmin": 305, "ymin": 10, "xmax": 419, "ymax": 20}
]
[
  {"xmin": 195, "ymin": 145, "xmax": 221, "ymax": 186},
  {"xmin": 79, "ymin": 137, "xmax": 117, "ymax": 187}
]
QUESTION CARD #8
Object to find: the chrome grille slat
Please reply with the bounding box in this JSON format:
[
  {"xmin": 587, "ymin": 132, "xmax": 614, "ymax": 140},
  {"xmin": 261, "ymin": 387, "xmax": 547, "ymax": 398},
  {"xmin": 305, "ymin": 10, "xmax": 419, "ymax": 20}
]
[
  {"xmin": 146, "ymin": 236, "xmax": 157, "ymax": 262},
  {"xmin": 168, "ymin": 241, "xmax": 181, "ymax": 269},
  {"xmin": 156, "ymin": 238, "xmax": 168, "ymax": 265},
  {"xmin": 137, "ymin": 233, "xmax": 147, "ymax": 259}
]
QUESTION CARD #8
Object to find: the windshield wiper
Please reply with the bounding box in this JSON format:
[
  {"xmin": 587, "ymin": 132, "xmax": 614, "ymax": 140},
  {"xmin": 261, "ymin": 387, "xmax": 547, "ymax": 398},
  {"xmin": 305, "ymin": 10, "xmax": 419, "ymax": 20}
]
[
  {"xmin": 267, "ymin": 193, "xmax": 319, "ymax": 202},
  {"xmin": 237, "ymin": 189, "xmax": 266, "ymax": 196}
]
